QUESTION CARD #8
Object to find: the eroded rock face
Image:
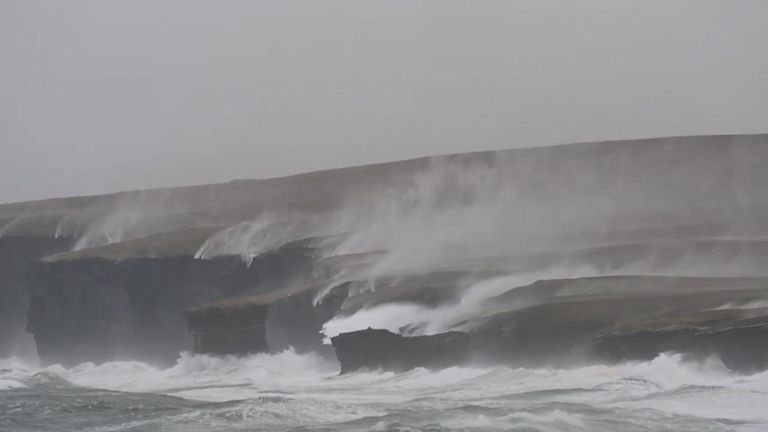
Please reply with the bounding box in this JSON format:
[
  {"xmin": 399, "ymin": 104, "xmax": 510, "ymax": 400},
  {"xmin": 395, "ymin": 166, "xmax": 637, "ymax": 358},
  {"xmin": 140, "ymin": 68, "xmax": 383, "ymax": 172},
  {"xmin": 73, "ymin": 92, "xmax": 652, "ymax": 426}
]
[
  {"xmin": 331, "ymin": 328, "xmax": 472, "ymax": 373},
  {"xmin": 26, "ymin": 250, "xmax": 312, "ymax": 366},
  {"xmin": 184, "ymin": 304, "xmax": 269, "ymax": 355},
  {"xmin": 183, "ymin": 283, "xmax": 348, "ymax": 359},
  {"xmin": 332, "ymin": 319, "xmax": 768, "ymax": 375},
  {"xmin": 265, "ymin": 284, "xmax": 348, "ymax": 358},
  {"xmin": 0, "ymin": 235, "xmax": 73, "ymax": 359},
  {"xmin": 597, "ymin": 317, "xmax": 768, "ymax": 374},
  {"xmin": 331, "ymin": 276, "xmax": 768, "ymax": 374}
]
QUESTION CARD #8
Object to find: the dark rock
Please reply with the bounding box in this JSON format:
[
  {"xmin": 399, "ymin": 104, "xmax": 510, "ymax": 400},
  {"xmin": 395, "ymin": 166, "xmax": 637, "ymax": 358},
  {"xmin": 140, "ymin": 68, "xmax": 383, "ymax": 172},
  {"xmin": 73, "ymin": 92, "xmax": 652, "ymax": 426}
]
[
  {"xmin": 184, "ymin": 282, "xmax": 349, "ymax": 358},
  {"xmin": 332, "ymin": 317, "xmax": 768, "ymax": 375},
  {"xmin": 26, "ymin": 248, "xmax": 312, "ymax": 366},
  {"xmin": 597, "ymin": 313, "xmax": 768, "ymax": 374},
  {"xmin": 0, "ymin": 235, "xmax": 73, "ymax": 359},
  {"xmin": 331, "ymin": 328, "xmax": 471, "ymax": 373},
  {"xmin": 184, "ymin": 304, "xmax": 269, "ymax": 355},
  {"xmin": 331, "ymin": 276, "xmax": 768, "ymax": 374},
  {"xmin": 265, "ymin": 283, "xmax": 348, "ymax": 357}
]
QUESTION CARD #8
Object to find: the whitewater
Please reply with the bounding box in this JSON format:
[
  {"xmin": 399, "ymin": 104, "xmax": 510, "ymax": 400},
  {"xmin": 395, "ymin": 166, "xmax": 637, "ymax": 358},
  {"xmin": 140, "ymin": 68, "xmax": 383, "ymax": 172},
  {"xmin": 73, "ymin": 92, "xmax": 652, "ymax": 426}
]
[{"xmin": 2, "ymin": 350, "xmax": 768, "ymax": 432}]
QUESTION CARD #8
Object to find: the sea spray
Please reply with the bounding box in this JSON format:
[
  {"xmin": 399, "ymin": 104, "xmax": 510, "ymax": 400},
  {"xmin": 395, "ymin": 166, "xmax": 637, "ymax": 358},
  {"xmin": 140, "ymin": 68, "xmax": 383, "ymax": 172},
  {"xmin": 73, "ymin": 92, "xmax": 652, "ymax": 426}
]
[
  {"xmin": 320, "ymin": 267, "xmax": 591, "ymax": 339},
  {"xmin": 194, "ymin": 211, "xmax": 339, "ymax": 263}
]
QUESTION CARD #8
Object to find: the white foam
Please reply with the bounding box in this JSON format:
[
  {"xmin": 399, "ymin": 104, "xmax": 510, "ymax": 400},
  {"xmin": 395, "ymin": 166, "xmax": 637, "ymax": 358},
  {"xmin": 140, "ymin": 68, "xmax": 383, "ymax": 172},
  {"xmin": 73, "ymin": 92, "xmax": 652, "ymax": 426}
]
[
  {"xmin": 42, "ymin": 349, "xmax": 336, "ymax": 396},
  {"xmin": 0, "ymin": 357, "xmax": 37, "ymax": 389},
  {"xmin": 3, "ymin": 351, "xmax": 768, "ymax": 429},
  {"xmin": 714, "ymin": 299, "xmax": 768, "ymax": 310}
]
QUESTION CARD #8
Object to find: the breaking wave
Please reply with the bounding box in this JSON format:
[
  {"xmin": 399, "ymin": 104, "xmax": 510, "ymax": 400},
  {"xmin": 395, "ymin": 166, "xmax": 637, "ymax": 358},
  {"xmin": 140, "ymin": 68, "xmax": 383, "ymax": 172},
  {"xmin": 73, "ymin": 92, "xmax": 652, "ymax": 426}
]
[{"xmin": 2, "ymin": 351, "xmax": 768, "ymax": 431}]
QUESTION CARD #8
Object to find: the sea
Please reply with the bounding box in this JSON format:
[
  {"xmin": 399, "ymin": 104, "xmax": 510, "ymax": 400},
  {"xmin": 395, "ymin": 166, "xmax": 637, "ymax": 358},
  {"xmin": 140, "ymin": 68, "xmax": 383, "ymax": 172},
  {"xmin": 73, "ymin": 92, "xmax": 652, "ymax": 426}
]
[{"xmin": 2, "ymin": 350, "xmax": 768, "ymax": 432}]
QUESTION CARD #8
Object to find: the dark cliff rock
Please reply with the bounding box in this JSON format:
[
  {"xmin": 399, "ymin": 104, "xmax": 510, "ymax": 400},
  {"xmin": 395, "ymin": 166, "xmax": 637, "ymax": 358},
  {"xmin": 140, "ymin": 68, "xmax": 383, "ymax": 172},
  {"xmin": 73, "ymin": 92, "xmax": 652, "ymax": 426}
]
[
  {"xmin": 331, "ymin": 276, "xmax": 768, "ymax": 374},
  {"xmin": 26, "ymin": 248, "xmax": 312, "ymax": 366},
  {"xmin": 265, "ymin": 283, "xmax": 347, "ymax": 357},
  {"xmin": 183, "ymin": 282, "xmax": 348, "ymax": 358},
  {"xmin": 475, "ymin": 276, "xmax": 768, "ymax": 371},
  {"xmin": 0, "ymin": 235, "xmax": 73, "ymax": 359},
  {"xmin": 184, "ymin": 303, "xmax": 269, "ymax": 355},
  {"xmin": 597, "ymin": 311, "xmax": 768, "ymax": 373},
  {"xmin": 331, "ymin": 328, "xmax": 472, "ymax": 374},
  {"xmin": 333, "ymin": 318, "xmax": 768, "ymax": 375}
]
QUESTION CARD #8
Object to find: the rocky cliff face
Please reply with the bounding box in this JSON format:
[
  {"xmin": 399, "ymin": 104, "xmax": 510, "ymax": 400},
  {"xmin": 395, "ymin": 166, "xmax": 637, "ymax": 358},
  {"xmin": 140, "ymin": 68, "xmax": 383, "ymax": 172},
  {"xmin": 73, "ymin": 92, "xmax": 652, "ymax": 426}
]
[
  {"xmin": 182, "ymin": 282, "xmax": 348, "ymax": 358},
  {"xmin": 597, "ymin": 312, "xmax": 768, "ymax": 373},
  {"xmin": 3, "ymin": 133, "xmax": 767, "ymax": 374},
  {"xmin": 265, "ymin": 284, "xmax": 348, "ymax": 357},
  {"xmin": 332, "ymin": 328, "xmax": 472, "ymax": 374},
  {"xmin": 332, "ymin": 318, "xmax": 768, "ymax": 375},
  {"xmin": 331, "ymin": 276, "xmax": 768, "ymax": 374},
  {"xmin": 26, "ymin": 249, "xmax": 312, "ymax": 366},
  {"xmin": 184, "ymin": 304, "xmax": 269, "ymax": 355},
  {"xmin": 0, "ymin": 235, "xmax": 73, "ymax": 359}
]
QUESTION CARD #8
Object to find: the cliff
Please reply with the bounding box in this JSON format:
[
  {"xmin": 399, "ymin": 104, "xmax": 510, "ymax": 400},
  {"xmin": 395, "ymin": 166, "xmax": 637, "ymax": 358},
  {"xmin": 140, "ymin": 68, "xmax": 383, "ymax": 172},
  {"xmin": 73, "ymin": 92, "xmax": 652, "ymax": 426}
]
[
  {"xmin": 332, "ymin": 276, "xmax": 768, "ymax": 374},
  {"xmin": 182, "ymin": 281, "xmax": 348, "ymax": 358},
  {"xmin": 0, "ymin": 235, "xmax": 73, "ymax": 359},
  {"xmin": 333, "ymin": 314, "xmax": 768, "ymax": 375},
  {"xmin": 597, "ymin": 310, "xmax": 768, "ymax": 373},
  {"xmin": 1, "ymin": 133, "xmax": 766, "ymax": 371},
  {"xmin": 332, "ymin": 328, "xmax": 471, "ymax": 373},
  {"xmin": 26, "ymin": 243, "xmax": 312, "ymax": 366},
  {"xmin": 184, "ymin": 303, "xmax": 269, "ymax": 355}
]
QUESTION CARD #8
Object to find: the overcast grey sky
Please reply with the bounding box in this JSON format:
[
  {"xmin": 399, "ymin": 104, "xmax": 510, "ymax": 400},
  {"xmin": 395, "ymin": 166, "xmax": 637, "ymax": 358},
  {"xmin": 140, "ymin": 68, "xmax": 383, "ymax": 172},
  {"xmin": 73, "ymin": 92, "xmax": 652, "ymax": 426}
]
[{"xmin": 1, "ymin": 1, "xmax": 766, "ymax": 203}]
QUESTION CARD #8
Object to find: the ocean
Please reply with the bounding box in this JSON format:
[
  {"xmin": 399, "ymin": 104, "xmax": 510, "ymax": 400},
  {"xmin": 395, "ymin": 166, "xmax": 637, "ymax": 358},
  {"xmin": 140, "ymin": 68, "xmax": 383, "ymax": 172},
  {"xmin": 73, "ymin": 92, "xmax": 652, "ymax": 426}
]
[{"xmin": 2, "ymin": 350, "xmax": 768, "ymax": 432}]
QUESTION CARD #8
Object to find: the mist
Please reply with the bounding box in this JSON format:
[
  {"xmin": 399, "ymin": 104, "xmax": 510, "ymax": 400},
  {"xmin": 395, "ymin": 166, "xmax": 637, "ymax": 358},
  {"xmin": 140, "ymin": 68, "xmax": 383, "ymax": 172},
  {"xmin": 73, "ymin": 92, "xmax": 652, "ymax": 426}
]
[{"xmin": 2, "ymin": 0, "xmax": 768, "ymax": 203}]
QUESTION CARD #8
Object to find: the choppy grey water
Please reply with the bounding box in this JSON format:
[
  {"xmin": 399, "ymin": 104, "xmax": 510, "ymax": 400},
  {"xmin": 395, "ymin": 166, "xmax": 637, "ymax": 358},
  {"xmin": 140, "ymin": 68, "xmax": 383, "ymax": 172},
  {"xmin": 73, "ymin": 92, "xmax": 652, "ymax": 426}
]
[{"xmin": 2, "ymin": 351, "xmax": 768, "ymax": 432}]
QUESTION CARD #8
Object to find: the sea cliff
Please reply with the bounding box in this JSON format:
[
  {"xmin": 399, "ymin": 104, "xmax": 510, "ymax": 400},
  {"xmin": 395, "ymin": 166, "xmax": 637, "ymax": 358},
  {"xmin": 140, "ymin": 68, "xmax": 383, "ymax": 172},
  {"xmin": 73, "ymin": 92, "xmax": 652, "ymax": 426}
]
[{"xmin": 0, "ymin": 133, "xmax": 765, "ymax": 374}]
